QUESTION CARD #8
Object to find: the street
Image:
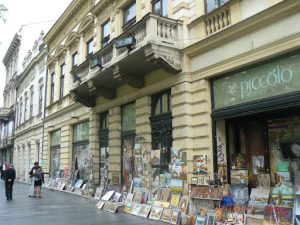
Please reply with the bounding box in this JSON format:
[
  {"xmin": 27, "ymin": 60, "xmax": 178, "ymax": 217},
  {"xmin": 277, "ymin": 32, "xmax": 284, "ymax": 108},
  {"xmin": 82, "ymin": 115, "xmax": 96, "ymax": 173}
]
[{"xmin": 0, "ymin": 182, "xmax": 159, "ymax": 225}]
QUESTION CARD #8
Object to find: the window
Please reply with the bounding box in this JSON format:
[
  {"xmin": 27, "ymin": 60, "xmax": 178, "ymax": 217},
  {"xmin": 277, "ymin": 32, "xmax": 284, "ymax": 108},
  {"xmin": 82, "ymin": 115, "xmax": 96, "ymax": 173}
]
[
  {"xmin": 19, "ymin": 101, "xmax": 23, "ymax": 124},
  {"xmin": 73, "ymin": 121, "xmax": 90, "ymax": 180},
  {"xmin": 102, "ymin": 20, "xmax": 110, "ymax": 47},
  {"xmin": 30, "ymin": 90, "xmax": 34, "ymax": 118},
  {"xmin": 151, "ymin": 90, "xmax": 172, "ymax": 172},
  {"xmin": 24, "ymin": 96, "xmax": 28, "ymax": 121},
  {"xmin": 206, "ymin": 0, "xmax": 229, "ymax": 13},
  {"xmin": 50, "ymin": 73, "xmax": 55, "ymax": 103},
  {"xmin": 152, "ymin": 0, "xmax": 168, "ymax": 17},
  {"xmin": 86, "ymin": 38, "xmax": 94, "ymax": 56},
  {"xmin": 50, "ymin": 130, "xmax": 61, "ymax": 178},
  {"xmin": 72, "ymin": 52, "xmax": 78, "ymax": 67},
  {"xmin": 38, "ymin": 85, "xmax": 43, "ymax": 114},
  {"xmin": 60, "ymin": 63, "xmax": 66, "ymax": 98},
  {"xmin": 123, "ymin": 1, "xmax": 136, "ymax": 26}
]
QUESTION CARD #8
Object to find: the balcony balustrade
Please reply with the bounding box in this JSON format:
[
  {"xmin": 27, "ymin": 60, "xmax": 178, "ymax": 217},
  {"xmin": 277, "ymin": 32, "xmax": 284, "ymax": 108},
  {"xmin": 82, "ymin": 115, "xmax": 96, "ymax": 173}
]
[{"xmin": 70, "ymin": 13, "xmax": 183, "ymax": 107}]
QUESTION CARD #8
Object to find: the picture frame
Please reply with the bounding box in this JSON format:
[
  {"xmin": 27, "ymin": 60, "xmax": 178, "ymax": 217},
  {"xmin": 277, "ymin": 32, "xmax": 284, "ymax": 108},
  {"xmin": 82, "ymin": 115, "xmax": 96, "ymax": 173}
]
[
  {"xmin": 94, "ymin": 187, "xmax": 103, "ymax": 200},
  {"xmin": 138, "ymin": 205, "xmax": 152, "ymax": 218},
  {"xmin": 179, "ymin": 196, "xmax": 189, "ymax": 214},
  {"xmin": 161, "ymin": 208, "xmax": 173, "ymax": 223},
  {"xmin": 203, "ymin": 176, "xmax": 210, "ymax": 185},
  {"xmin": 123, "ymin": 201, "xmax": 134, "ymax": 214},
  {"xmin": 107, "ymin": 202, "xmax": 119, "ymax": 213},
  {"xmin": 196, "ymin": 215, "xmax": 206, "ymax": 225},
  {"xmin": 159, "ymin": 188, "xmax": 168, "ymax": 201},
  {"xmin": 197, "ymin": 176, "xmax": 204, "ymax": 185},
  {"xmin": 170, "ymin": 210, "xmax": 181, "ymax": 225},
  {"xmin": 121, "ymin": 191, "xmax": 128, "ymax": 203},
  {"xmin": 112, "ymin": 192, "xmax": 122, "ymax": 202},
  {"xmin": 170, "ymin": 193, "xmax": 181, "ymax": 208},
  {"xmin": 96, "ymin": 200, "xmax": 105, "ymax": 209},
  {"xmin": 102, "ymin": 202, "xmax": 112, "ymax": 211},
  {"xmin": 149, "ymin": 206, "xmax": 163, "ymax": 220},
  {"xmin": 191, "ymin": 177, "xmax": 198, "ymax": 185},
  {"xmin": 133, "ymin": 190, "xmax": 143, "ymax": 203},
  {"xmin": 101, "ymin": 190, "xmax": 115, "ymax": 201},
  {"xmin": 131, "ymin": 203, "xmax": 143, "ymax": 215},
  {"xmin": 206, "ymin": 212, "xmax": 216, "ymax": 225}
]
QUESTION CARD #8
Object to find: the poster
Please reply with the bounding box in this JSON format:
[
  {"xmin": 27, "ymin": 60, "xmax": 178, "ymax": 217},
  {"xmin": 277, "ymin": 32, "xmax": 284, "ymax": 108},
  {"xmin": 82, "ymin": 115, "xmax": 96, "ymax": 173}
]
[
  {"xmin": 193, "ymin": 155, "xmax": 208, "ymax": 174},
  {"xmin": 151, "ymin": 149, "xmax": 161, "ymax": 166}
]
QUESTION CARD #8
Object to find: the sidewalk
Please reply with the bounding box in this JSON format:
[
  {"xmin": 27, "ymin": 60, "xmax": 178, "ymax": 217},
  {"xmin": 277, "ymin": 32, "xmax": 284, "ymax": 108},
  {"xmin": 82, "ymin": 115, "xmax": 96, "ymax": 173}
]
[{"xmin": 0, "ymin": 181, "xmax": 161, "ymax": 225}]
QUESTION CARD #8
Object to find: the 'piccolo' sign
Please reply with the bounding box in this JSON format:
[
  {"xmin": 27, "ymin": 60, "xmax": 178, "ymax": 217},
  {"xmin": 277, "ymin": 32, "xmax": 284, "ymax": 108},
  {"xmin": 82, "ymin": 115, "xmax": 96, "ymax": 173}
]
[{"xmin": 213, "ymin": 53, "xmax": 300, "ymax": 109}]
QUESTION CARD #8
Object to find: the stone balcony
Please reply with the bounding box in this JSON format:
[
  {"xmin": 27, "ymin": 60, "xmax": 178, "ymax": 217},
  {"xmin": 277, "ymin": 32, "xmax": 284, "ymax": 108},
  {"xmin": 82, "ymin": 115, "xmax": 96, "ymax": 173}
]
[
  {"xmin": 0, "ymin": 107, "xmax": 11, "ymax": 123},
  {"xmin": 70, "ymin": 13, "xmax": 183, "ymax": 107}
]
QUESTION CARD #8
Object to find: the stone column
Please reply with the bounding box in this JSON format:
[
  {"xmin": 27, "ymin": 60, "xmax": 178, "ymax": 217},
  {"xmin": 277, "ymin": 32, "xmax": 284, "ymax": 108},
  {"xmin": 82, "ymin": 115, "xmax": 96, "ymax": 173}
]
[
  {"xmin": 108, "ymin": 106, "xmax": 121, "ymax": 189},
  {"xmin": 89, "ymin": 113, "xmax": 100, "ymax": 185}
]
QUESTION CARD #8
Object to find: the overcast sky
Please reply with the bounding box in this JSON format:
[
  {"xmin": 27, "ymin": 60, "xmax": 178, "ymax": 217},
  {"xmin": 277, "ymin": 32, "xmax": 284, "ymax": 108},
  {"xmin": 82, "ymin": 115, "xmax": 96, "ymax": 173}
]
[{"xmin": 0, "ymin": 0, "xmax": 72, "ymax": 107}]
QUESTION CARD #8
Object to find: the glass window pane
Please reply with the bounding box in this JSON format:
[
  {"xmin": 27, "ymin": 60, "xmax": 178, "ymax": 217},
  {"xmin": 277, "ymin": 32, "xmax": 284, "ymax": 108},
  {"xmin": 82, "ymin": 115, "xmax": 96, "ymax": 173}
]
[
  {"xmin": 154, "ymin": 98, "xmax": 161, "ymax": 115},
  {"xmin": 206, "ymin": 0, "xmax": 217, "ymax": 13},
  {"xmin": 74, "ymin": 121, "xmax": 89, "ymax": 142},
  {"xmin": 87, "ymin": 39, "xmax": 94, "ymax": 55},
  {"xmin": 122, "ymin": 103, "xmax": 136, "ymax": 132},
  {"xmin": 153, "ymin": 1, "xmax": 161, "ymax": 15},
  {"xmin": 162, "ymin": 93, "xmax": 169, "ymax": 113},
  {"xmin": 162, "ymin": 0, "xmax": 168, "ymax": 16},
  {"xmin": 124, "ymin": 2, "xmax": 136, "ymax": 24},
  {"xmin": 73, "ymin": 144, "xmax": 90, "ymax": 180},
  {"xmin": 72, "ymin": 52, "xmax": 78, "ymax": 66},
  {"xmin": 103, "ymin": 21, "xmax": 110, "ymax": 38},
  {"xmin": 268, "ymin": 116, "xmax": 300, "ymax": 186},
  {"xmin": 50, "ymin": 148, "xmax": 60, "ymax": 178},
  {"xmin": 51, "ymin": 130, "xmax": 61, "ymax": 146}
]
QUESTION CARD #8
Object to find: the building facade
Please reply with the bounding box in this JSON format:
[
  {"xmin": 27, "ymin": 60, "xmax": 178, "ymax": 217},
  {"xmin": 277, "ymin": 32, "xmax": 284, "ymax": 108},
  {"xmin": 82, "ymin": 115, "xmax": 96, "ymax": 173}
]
[
  {"xmin": 14, "ymin": 32, "xmax": 47, "ymax": 181},
  {"xmin": 36, "ymin": 0, "xmax": 300, "ymax": 200},
  {"xmin": 0, "ymin": 33, "xmax": 20, "ymax": 164}
]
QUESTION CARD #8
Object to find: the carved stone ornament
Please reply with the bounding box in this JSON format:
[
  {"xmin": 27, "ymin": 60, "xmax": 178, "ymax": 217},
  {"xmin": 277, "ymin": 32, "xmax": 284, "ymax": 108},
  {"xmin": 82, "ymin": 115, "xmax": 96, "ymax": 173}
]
[
  {"xmin": 87, "ymin": 80, "xmax": 115, "ymax": 99},
  {"xmin": 144, "ymin": 44, "xmax": 182, "ymax": 73},
  {"xmin": 113, "ymin": 65, "xmax": 144, "ymax": 88},
  {"xmin": 70, "ymin": 90, "xmax": 95, "ymax": 108}
]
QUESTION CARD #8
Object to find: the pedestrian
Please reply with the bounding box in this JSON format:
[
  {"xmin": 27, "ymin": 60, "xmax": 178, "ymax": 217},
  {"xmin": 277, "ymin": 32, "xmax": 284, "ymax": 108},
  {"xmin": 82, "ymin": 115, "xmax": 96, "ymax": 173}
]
[
  {"xmin": 34, "ymin": 167, "xmax": 44, "ymax": 198},
  {"xmin": 28, "ymin": 162, "xmax": 40, "ymax": 197},
  {"xmin": 4, "ymin": 164, "xmax": 16, "ymax": 200}
]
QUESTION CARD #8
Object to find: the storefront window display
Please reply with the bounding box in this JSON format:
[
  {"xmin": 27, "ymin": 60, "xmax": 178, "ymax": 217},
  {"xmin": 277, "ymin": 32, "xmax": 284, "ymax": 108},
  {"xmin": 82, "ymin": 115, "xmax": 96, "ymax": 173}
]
[
  {"xmin": 121, "ymin": 103, "xmax": 136, "ymax": 191},
  {"xmin": 50, "ymin": 130, "xmax": 61, "ymax": 178},
  {"xmin": 73, "ymin": 121, "xmax": 90, "ymax": 180}
]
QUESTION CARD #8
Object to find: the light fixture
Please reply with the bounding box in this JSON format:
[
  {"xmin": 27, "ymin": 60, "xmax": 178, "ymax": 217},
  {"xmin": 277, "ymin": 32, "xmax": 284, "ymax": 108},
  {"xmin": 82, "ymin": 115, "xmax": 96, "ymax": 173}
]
[
  {"xmin": 90, "ymin": 56, "xmax": 102, "ymax": 69},
  {"xmin": 115, "ymin": 36, "xmax": 136, "ymax": 50}
]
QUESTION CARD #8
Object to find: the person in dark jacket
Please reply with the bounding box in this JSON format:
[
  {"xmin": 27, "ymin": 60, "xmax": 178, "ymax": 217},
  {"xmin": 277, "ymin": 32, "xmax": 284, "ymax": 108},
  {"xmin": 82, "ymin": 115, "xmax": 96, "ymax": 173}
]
[{"xmin": 4, "ymin": 164, "xmax": 16, "ymax": 200}]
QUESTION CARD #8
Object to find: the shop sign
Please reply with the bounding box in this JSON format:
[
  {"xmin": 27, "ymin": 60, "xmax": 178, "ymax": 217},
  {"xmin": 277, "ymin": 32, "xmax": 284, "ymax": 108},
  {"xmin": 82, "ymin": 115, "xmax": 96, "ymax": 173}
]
[{"xmin": 213, "ymin": 53, "xmax": 300, "ymax": 109}]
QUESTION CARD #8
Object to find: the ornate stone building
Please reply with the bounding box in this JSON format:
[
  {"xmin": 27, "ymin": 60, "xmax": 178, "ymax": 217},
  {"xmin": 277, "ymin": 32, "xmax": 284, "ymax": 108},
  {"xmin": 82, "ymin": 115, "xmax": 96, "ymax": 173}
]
[
  {"xmin": 14, "ymin": 32, "xmax": 47, "ymax": 181},
  {"xmin": 41, "ymin": 0, "xmax": 300, "ymax": 194},
  {"xmin": 0, "ymin": 33, "xmax": 20, "ymax": 164}
]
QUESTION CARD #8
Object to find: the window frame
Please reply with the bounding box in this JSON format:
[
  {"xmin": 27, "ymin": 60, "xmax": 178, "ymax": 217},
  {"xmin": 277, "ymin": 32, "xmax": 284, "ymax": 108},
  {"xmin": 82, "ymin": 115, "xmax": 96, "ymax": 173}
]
[
  {"xmin": 29, "ymin": 90, "xmax": 34, "ymax": 118},
  {"xmin": 102, "ymin": 20, "xmax": 110, "ymax": 47},
  {"xmin": 123, "ymin": 1, "xmax": 136, "ymax": 28},
  {"xmin": 205, "ymin": 0, "xmax": 229, "ymax": 14},
  {"xmin": 86, "ymin": 38, "xmax": 94, "ymax": 57},
  {"xmin": 50, "ymin": 72, "xmax": 55, "ymax": 104},
  {"xmin": 152, "ymin": 0, "xmax": 168, "ymax": 17},
  {"xmin": 72, "ymin": 51, "xmax": 78, "ymax": 67},
  {"xmin": 24, "ymin": 96, "xmax": 28, "ymax": 121},
  {"xmin": 38, "ymin": 85, "xmax": 44, "ymax": 114},
  {"xmin": 60, "ymin": 63, "xmax": 66, "ymax": 99}
]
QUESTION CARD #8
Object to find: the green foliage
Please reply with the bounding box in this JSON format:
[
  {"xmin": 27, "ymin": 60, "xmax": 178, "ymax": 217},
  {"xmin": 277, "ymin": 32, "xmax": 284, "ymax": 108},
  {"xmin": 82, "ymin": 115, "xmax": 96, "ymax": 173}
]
[{"xmin": 0, "ymin": 3, "xmax": 8, "ymax": 23}]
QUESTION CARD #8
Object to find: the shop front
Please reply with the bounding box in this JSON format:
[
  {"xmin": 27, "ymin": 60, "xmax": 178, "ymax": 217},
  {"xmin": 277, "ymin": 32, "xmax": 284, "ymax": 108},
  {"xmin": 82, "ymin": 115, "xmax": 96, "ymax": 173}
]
[{"xmin": 211, "ymin": 50, "xmax": 300, "ymax": 224}]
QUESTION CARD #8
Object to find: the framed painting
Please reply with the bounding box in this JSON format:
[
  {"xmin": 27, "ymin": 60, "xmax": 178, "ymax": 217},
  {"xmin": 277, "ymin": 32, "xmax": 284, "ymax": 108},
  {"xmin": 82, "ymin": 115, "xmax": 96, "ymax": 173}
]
[
  {"xmin": 139, "ymin": 205, "xmax": 152, "ymax": 218},
  {"xmin": 170, "ymin": 193, "xmax": 181, "ymax": 208},
  {"xmin": 161, "ymin": 208, "xmax": 173, "ymax": 223},
  {"xmin": 149, "ymin": 206, "xmax": 163, "ymax": 220}
]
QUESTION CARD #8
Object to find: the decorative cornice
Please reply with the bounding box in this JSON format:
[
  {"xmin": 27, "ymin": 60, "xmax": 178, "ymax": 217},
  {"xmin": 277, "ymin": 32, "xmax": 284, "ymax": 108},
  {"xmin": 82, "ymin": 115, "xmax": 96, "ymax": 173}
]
[
  {"xmin": 113, "ymin": 65, "xmax": 144, "ymax": 88},
  {"xmin": 87, "ymin": 80, "xmax": 115, "ymax": 99},
  {"xmin": 185, "ymin": 0, "xmax": 300, "ymax": 57},
  {"xmin": 2, "ymin": 33, "xmax": 21, "ymax": 67},
  {"xmin": 70, "ymin": 90, "xmax": 95, "ymax": 107},
  {"xmin": 144, "ymin": 44, "xmax": 182, "ymax": 73}
]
